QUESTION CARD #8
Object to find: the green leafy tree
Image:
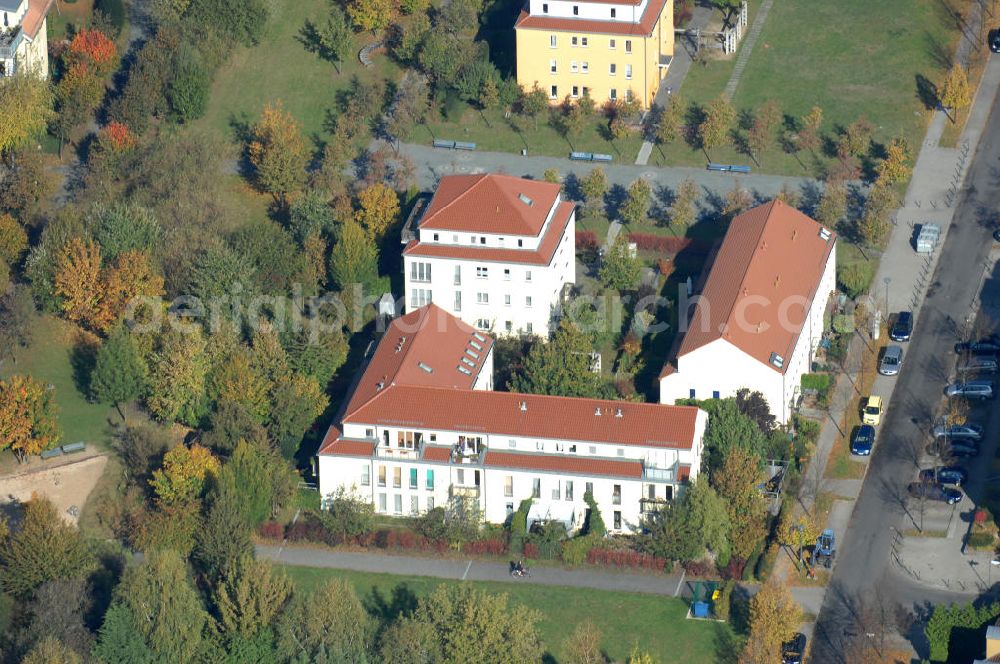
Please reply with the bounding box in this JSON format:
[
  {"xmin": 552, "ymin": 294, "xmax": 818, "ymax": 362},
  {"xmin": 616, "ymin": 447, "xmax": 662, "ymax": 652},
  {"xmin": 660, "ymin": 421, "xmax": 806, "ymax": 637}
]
[
  {"xmin": 277, "ymin": 579, "xmax": 376, "ymax": 662},
  {"xmin": 329, "ymin": 219, "xmax": 381, "ymax": 291},
  {"xmin": 286, "ymin": 327, "xmax": 348, "ymax": 388},
  {"xmin": 599, "ymin": 234, "xmax": 640, "ymax": 291},
  {"xmin": 654, "ymin": 94, "xmax": 685, "ymax": 154},
  {"xmin": 316, "ymin": 6, "xmax": 354, "ymax": 73},
  {"xmin": 268, "ymin": 373, "xmax": 328, "ymax": 459},
  {"xmin": 669, "ymin": 178, "xmax": 699, "ymax": 230},
  {"xmin": 0, "ymin": 496, "xmax": 92, "ymax": 597},
  {"xmin": 580, "ymin": 167, "xmax": 608, "ymax": 218},
  {"xmin": 90, "ymin": 324, "xmax": 147, "ymax": 416},
  {"xmin": 248, "ymin": 101, "xmax": 309, "ymax": 204},
  {"xmin": 109, "ymin": 550, "xmax": 210, "ymax": 663},
  {"xmin": 322, "ymin": 487, "xmax": 377, "ymax": 539},
  {"xmin": 520, "ymin": 84, "xmax": 549, "ymax": 130},
  {"xmin": 0, "ymin": 374, "xmax": 61, "ymax": 461},
  {"xmin": 150, "ymin": 443, "xmax": 220, "ymax": 507},
  {"xmin": 836, "ymin": 118, "xmax": 874, "ymax": 160},
  {"xmin": 92, "ymin": 602, "xmax": 154, "ymax": 664},
  {"xmin": 215, "ymin": 439, "xmax": 297, "ymax": 527},
  {"xmin": 167, "ymin": 47, "xmax": 209, "ymax": 122},
  {"xmin": 543, "ymin": 167, "xmax": 560, "ymax": 184},
  {"xmin": 22, "ymin": 637, "xmax": 82, "ymax": 664},
  {"xmin": 649, "ymin": 476, "xmax": 730, "ymax": 563},
  {"xmin": 561, "ymin": 620, "xmax": 606, "ymax": 664},
  {"xmin": 699, "ymin": 397, "xmax": 768, "ymax": 471},
  {"xmin": 875, "ymin": 137, "xmax": 912, "ymax": 185},
  {"xmin": 619, "ymin": 177, "xmax": 652, "ymax": 225},
  {"xmin": 510, "ymin": 319, "xmax": 602, "ymax": 398},
  {"xmin": 89, "ymin": 203, "xmax": 161, "ymax": 261},
  {"xmin": 214, "ymin": 556, "xmax": 293, "ymax": 650},
  {"xmin": 288, "ymin": 189, "xmax": 337, "ymax": 245},
  {"xmin": 194, "ymin": 490, "xmax": 254, "ymax": 579},
  {"xmin": 712, "ymin": 446, "xmax": 766, "ymax": 561},
  {"xmin": 582, "ymin": 490, "xmax": 606, "ymax": 536},
  {"xmin": 0, "ymin": 72, "xmax": 55, "ymax": 155},
  {"xmin": 0, "ymin": 213, "xmax": 28, "ymax": 265},
  {"xmin": 147, "ymin": 328, "xmax": 210, "ymax": 426},
  {"xmin": 698, "ymin": 96, "xmax": 735, "ymax": 154},
  {"xmin": 815, "ymin": 178, "xmax": 846, "ymax": 228},
  {"xmin": 186, "ymin": 0, "xmax": 269, "ymax": 46}
]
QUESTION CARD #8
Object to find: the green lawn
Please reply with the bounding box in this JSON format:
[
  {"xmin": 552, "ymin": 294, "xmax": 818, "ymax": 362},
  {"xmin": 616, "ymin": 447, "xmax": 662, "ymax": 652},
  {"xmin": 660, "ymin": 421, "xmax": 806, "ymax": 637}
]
[
  {"xmin": 282, "ymin": 566, "xmax": 739, "ymax": 663},
  {"xmin": 0, "ymin": 315, "xmax": 115, "ymax": 450},
  {"xmin": 193, "ymin": 1, "xmax": 402, "ymax": 143},
  {"xmin": 674, "ymin": 0, "xmax": 956, "ymax": 176}
]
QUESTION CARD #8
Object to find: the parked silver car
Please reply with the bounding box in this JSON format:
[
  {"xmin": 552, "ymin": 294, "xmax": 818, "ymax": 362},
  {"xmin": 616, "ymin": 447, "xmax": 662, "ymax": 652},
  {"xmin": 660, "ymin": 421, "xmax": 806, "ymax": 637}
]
[
  {"xmin": 932, "ymin": 423, "xmax": 984, "ymax": 441},
  {"xmin": 879, "ymin": 345, "xmax": 903, "ymax": 376},
  {"xmin": 944, "ymin": 380, "xmax": 996, "ymax": 400}
]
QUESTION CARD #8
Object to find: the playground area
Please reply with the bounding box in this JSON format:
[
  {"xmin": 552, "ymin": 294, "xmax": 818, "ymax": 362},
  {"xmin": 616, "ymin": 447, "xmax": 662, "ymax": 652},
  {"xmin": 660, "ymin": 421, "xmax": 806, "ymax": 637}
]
[{"xmin": 0, "ymin": 454, "xmax": 108, "ymax": 526}]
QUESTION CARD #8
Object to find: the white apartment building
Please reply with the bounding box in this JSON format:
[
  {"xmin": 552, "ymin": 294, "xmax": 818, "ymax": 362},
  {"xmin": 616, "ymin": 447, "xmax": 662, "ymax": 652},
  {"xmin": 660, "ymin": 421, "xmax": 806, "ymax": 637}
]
[
  {"xmin": 402, "ymin": 173, "xmax": 576, "ymax": 338},
  {"xmin": 318, "ymin": 303, "xmax": 708, "ymax": 534},
  {"xmin": 658, "ymin": 200, "xmax": 837, "ymax": 423},
  {"xmin": 1, "ymin": 0, "xmax": 53, "ymax": 78}
]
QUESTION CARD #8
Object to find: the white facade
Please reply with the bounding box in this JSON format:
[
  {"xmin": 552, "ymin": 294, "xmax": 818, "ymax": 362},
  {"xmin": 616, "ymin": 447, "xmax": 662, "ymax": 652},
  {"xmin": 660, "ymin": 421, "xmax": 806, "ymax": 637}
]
[
  {"xmin": 527, "ymin": 0, "xmax": 650, "ymax": 22},
  {"xmin": 403, "ymin": 199, "xmax": 576, "ymax": 338},
  {"xmin": 660, "ymin": 239, "xmax": 836, "ymax": 422},
  {"xmin": 1, "ymin": 0, "xmax": 50, "ymax": 79}
]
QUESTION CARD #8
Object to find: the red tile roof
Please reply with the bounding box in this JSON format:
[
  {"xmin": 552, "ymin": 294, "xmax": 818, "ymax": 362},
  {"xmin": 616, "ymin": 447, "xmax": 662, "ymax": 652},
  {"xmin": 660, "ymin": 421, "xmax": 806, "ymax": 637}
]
[
  {"xmin": 418, "ymin": 174, "xmax": 561, "ymax": 236},
  {"xmin": 345, "ymin": 385, "xmax": 700, "ymax": 449},
  {"xmin": 485, "ymin": 450, "xmax": 643, "ymax": 478},
  {"xmin": 23, "ymin": 0, "xmax": 54, "ymax": 39},
  {"xmin": 318, "ymin": 437, "xmax": 376, "ymax": 458},
  {"xmin": 403, "ymin": 201, "xmax": 574, "ymax": 266},
  {"xmin": 422, "ymin": 446, "xmax": 452, "ymax": 462},
  {"xmin": 662, "ymin": 200, "xmax": 835, "ymax": 377},
  {"xmin": 342, "ymin": 304, "xmax": 494, "ymax": 418},
  {"xmin": 515, "ymin": 0, "xmax": 667, "ymax": 36}
]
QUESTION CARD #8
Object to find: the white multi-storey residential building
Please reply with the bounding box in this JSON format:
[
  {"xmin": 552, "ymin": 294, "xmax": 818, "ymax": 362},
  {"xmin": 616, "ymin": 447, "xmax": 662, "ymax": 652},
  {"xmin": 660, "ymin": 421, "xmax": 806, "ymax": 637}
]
[
  {"xmin": 1, "ymin": 0, "xmax": 53, "ymax": 78},
  {"xmin": 402, "ymin": 174, "xmax": 576, "ymax": 338},
  {"xmin": 658, "ymin": 200, "xmax": 837, "ymax": 423},
  {"xmin": 317, "ymin": 304, "xmax": 707, "ymax": 534}
]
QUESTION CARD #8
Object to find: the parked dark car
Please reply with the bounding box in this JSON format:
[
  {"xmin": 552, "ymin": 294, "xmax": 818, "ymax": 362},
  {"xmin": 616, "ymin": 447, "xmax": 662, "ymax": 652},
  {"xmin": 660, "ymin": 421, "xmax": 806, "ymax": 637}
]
[
  {"xmin": 932, "ymin": 423, "xmax": 984, "ymax": 441},
  {"xmin": 907, "ymin": 482, "xmax": 963, "ymax": 505},
  {"xmin": 956, "ymin": 355, "xmax": 999, "ymax": 374},
  {"xmin": 782, "ymin": 632, "xmax": 806, "ymax": 664},
  {"xmin": 991, "ymin": 29, "xmax": 1000, "ymax": 53},
  {"xmin": 890, "ymin": 312, "xmax": 913, "ymax": 342},
  {"xmin": 955, "ymin": 338, "xmax": 1000, "ymax": 354},
  {"xmin": 850, "ymin": 424, "xmax": 876, "ymax": 456},
  {"xmin": 919, "ymin": 466, "xmax": 968, "ymax": 487},
  {"xmin": 926, "ymin": 440, "xmax": 980, "ymax": 458}
]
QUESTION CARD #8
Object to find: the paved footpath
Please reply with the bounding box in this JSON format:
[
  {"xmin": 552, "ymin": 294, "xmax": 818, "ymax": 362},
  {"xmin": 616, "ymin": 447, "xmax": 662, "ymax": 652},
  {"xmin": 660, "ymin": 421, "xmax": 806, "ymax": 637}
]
[{"xmin": 395, "ymin": 141, "xmax": 814, "ymax": 200}]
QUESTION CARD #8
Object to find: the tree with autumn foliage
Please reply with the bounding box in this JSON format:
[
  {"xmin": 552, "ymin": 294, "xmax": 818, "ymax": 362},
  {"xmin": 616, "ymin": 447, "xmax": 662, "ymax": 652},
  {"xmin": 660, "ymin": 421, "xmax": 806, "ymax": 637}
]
[
  {"xmin": 146, "ymin": 327, "xmax": 210, "ymax": 426},
  {"xmin": 348, "ymin": 0, "xmax": 396, "ymax": 33},
  {"xmin": 875, "ymin": 137, "xmax": 912, "ymax": 185},
  {"xmin": 248, "ymin": 102, "xmax": 309, "ymax": 204},
  {"xmin": 150, "ymin": 443, "xmax": 220, "ymax": 507},
  {"xmin": 712, "ymin": 446, "xmax": 766, "ymax": 562},
  {"xmin": 0, "ymin": 375, "xmax": 61, "ymax": 462},
  {"xmin": 739, "ymin": 580, "xmax": 803, "ymax": 664},
  {"xmin": 698, "ymin": 96, "xmax": 735, "ymax": 155},
  {"xmin": 0, "ymin": 213, "xmax": 28, "ymax": 266},
  {"xmin": 939, "ymin": 63, "xmax": 972, "ymax": 122},
  {"xmin": 0, "ymin": 72, "xmax": 55, "ymax": 155},
  {"xmin": 53, "ymin": 29, "xmax": 118, "ymax": 146},
  {"xmin": 54, "ymin": 237, "xmax": 103, "ymax": 327},
  {"xmin": 355, "ymin": 182, "xmax": 400, "ymax": 239},
  {"xmin": 97, "ymin": 250, "xmax": 165, "ymax": 331},
  {"xmin": 796, "ymin": 105, "xmax": 823, "ymax": 156}
]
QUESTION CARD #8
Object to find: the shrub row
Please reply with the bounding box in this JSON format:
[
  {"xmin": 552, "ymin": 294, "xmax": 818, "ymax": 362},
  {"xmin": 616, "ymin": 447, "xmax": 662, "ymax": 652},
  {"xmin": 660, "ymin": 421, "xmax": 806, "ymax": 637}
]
[
  {"xmin": 461, "ymin": 538, "xmax": 508, "ymax": 556},
  {"xmin": 627, "ymin": 233, "xmax": 701, "ymax": 254},
  {"xmin": 576, "ymin": 230, "xmax": 599, "ymax": 251},
  {"xmin": 586, "ymin": 547, "xmax": 668, "ymax": 571}
]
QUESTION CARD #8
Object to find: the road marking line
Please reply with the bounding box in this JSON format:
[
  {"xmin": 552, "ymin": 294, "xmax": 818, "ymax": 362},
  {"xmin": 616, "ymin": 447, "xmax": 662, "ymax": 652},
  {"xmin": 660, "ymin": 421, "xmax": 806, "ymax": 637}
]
[
  {"xmin": 461, "ymin": 561, "xmax": 472, "ymax": 580},
  {"xmin": 276, "ymin": 508, "xmax": 302, "ymax": 559},
  {"xmin": 674, "ymin": 569, "xmax": 686, "ymax": 596}
]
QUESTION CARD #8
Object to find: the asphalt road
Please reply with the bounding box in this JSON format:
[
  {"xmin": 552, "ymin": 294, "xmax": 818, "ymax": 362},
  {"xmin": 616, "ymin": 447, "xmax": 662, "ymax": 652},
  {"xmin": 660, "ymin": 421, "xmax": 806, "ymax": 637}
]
[{"xmin": 810, "ymin": 105, "xmax": 1000, "ymax": 660}]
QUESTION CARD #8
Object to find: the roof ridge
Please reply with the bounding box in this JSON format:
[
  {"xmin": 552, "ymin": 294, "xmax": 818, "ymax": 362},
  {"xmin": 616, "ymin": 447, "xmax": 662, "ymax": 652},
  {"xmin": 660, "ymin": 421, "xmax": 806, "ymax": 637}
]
[{"xmin": 422, "ymin": 174, "xmax": 487, "ymax": 227}]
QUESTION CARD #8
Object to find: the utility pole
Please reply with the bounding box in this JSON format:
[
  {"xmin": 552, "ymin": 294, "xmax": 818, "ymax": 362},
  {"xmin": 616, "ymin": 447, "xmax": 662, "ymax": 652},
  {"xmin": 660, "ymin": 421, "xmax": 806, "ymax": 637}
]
[{"xmin": 883, "ymin": 276, "xmax": 891, "ymax": 318}]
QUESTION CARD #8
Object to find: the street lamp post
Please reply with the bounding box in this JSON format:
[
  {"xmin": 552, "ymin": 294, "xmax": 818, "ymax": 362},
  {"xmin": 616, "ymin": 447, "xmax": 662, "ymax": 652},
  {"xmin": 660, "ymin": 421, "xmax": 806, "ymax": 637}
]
[{"xmin": 883, "ymin": 277, "xmax": 891, "ymax": 318}]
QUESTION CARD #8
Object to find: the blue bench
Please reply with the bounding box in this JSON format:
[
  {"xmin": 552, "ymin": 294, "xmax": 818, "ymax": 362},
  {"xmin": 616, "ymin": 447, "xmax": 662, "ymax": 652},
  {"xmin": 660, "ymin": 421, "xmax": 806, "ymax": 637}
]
[
  {"xmin": 40, "ymin": 448, "xmax": 63, "ymax": 460},
  {"xmin": 61, "ymin": 441, "xmax": 86, "ymax": 454},
  {"xmin": 432, "ymin": 139, "xmax": 456, "ymax": 149},
  {"xmin": 729, "ymin": 164, "xmax": 752, "ymax": 174},
  {"xmin": 592, "ymin": 153, "xmax": 613, "ymax": 163},
  {"xmin": 454, "ymin": 141, "xmax": 477, "ymax": 151},
  {"xmin": 706, "ymin": 163, "xmax": 752, "ymax": 173},
  {"xmin": 570, "ymin": 151, "xmax": 594, "ymax": 161},
  {"xmin": 707, "ymin": 163, "xmax": 730, "ymax": 172}
]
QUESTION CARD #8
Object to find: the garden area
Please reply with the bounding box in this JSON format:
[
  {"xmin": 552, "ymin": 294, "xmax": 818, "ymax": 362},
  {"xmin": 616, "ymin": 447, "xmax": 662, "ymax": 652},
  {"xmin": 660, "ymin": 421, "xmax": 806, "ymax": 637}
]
[{"xmin": 281, "ymin": 565, "xmax": 741, "ymax": 664}]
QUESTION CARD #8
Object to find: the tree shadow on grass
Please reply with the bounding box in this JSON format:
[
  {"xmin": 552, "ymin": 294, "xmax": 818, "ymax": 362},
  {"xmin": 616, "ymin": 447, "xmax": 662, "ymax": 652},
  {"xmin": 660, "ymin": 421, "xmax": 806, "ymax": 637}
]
[
  {"xmin": 604, "ymin": 184, "xmax": 628, "ymax": 221},
  {"xmin": 366, "ymin": 583, "xmax": 419, "ymax": 624},
  {"xmin": 70, "ymin": 334, "xmax": 99, "ymax": 401},
  {"xmin": 651, "ymin": 183, "xmax": 675, "ymax": 227},
  {"xmin": 915, "ymin": 73, "xmax": 940, "ymax": 111}
]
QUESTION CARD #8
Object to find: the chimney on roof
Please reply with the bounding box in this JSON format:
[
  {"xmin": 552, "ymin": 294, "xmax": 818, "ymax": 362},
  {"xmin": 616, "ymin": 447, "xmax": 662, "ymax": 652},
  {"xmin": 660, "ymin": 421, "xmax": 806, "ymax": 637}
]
[
  {"xmin": 615, "ymin": 408, "xmax": 623, "ymax": 418},
  {"xmin": 520, "ymin": 400, "xmax": 527, "ymax": 412}
]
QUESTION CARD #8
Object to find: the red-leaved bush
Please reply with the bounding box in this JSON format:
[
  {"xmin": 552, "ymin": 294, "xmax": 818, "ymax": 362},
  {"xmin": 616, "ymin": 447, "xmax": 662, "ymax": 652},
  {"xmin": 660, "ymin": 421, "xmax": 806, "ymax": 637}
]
[
  {"xmin": 258, "ymin": 520, "xmax": 285, "ymax": 540},
  {"xmin": 461, "ymin": 538, "xmax": 508, "ymax": 556},
  {"xmin": 523, "ymin": 542, "xmax": 540, "ymax": 559},
  {"xmin": 576, "ymin": 231, "xmax": 599, "ymax": 251},
  {"xmin": 586, "ymin": 547, "xmax": 668, "ymax": 571},
  {"xmin": 627, "ymin": 233, "xmax": 697, "ymax": 254},
  {"xmin": 682, "ymin": 560, "xmax": 716, "ymax": 577}
]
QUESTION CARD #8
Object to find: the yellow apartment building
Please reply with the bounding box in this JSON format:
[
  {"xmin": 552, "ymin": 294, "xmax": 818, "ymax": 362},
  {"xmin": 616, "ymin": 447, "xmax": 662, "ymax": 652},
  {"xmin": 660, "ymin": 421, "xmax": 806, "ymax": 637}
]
[{"xmin": 515, "ymin": 0, "xmax": 674, "ymax": 109}]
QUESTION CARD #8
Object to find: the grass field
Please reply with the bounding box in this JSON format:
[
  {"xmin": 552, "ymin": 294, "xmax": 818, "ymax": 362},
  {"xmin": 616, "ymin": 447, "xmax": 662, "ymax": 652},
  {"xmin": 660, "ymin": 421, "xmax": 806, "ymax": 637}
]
[
  {"xmin": 193, "ymin": 1, "xmax": 401, "ymax": 144},
  {"xmin": 0, "ymin": 315, "xmax": 115, "ymax": 452},
  {"xmin": 281, "ymin": 566, "xmax": 740, "ymax": 663},
  {"xmin": 674, "ymin": 0, "xmax": 959, "ymax": 175}
]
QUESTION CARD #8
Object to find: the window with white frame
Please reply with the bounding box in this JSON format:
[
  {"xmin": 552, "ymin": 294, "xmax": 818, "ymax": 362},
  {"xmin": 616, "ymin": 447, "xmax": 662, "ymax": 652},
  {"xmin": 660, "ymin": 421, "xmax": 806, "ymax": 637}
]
[
  {"xmin": 477, "ymin": 292, "xmax": 488, "ymax": 304},
  {"xmin": 550, "ymin": 59, "xmax": 557, "ymax": 73},
  {"xmin": 504, "ymin": 294, "xmax": 511, "ymax": 306},
  {"xmin": 581, "ymin": 62, "xmax": 588, "ymax": 73},
  {"xmin": 609, "ymin": 63, "xmax": 616, "ymax": 75},
  {"xmin": 625, "ymin": 88, "xmax": 633, "ymax": 101},
  {"xmin": 609, "ymin": 38, "xmax": 616, "ymax": 49},
  {"xmin": 571, "ymin": 36, "xmax": 578, "ymax": 46},
  {"xmin": 476, "ymin": 266, "xmax": 488, "ymax": 278},
  {"xmin": 410, "ymin": 262, "xmax": 431, "ymax": 282},
  {"xmin": 612, "ymin": 484, "xmax": 621, "ymax": 505},
  {"xmin": 625, "ymin": 39, "xmax": 632, "ymax": 53},
  {"xmin": 410, "ymin": 288, "xmax": 432, "ymax": 308},
  {"xmin": 427, "ymin": 496, "xmax": 434, "ymax": 510},
  {"xmin": 581, "ymin": 37, "xmax": 588, "ymax": 46},
  {"xmin": 549, "ymin": 85, "xmax": 558, "ymax": 99},
  {"xmin": 572, "ymin": 4, "xmax": 578, "ymax": 14},
  {"xmin": 394, "ymin": 494, "xmax": 403, "ymax": 514},
  {"xmin": 610, "ymin": 88, "xmax": 617, "ymax": 100},
  {"xmin": 565, "ymin": 481, "xmax": 574, "ymax": 500},
  {"xmin": 504, "ymin": 475, "xmax": 513, "ymax": 497},
  {"xmin": 361, "ymin": 465, "xmax": 370, "ymax": 486},
  {"xmin": 505, "ymin": 320, "xmax": 512, "ymax": 332},
  {"xmin": 454, "ymin": 265, "xmax": 461, "ymax": 285},
  {"xmin": 532, "ymin": 478, "xmax": 541, "ymax": 498},
  {"xmin": 526, "ymin": 296, "xmax": 533, "ymax": 307},
  {"xmin": 570, "ymin": 61, "xmax": 578, "ymax": 73},
  {"xmin": 378, "ymin": 493, "xmax": 386, "ymax": 512},
  {"xmin": 551, "ymin": 482, "xmax": 561, "ymax": 500},
  {"xmin": 410, "ymin": 495, "xmax": 419, "ymax": 514},
  {"xmin": 572, "ymin": 85, "xmax": 579, "ymax": 98},
  {"xmin": 503, "ymin": 268, "xmax": 511, "ymax": 280},
  {"xmin": 476, "ymin": 319, "xmax": 490, "ymax": 330},
  {"xmin": 625, "ymin": 64, "xmax": 632, "ymax": 79},
  {"xmin": 549, "ymin": 34, "xmax": 556, "ymax": 47},
  {"xmin": 453, "ymin": 291, "xmax": 461, "ymax": 312},
  {"xmin": 525, "ymin": 270, "xmax": 532, "ymax": 282},
  {"xmin": 526, "ymin": 322, "xmax": 533, "ymax": 334},
  {"xmin": 610, "ymin": 7, "xmax": 615, "ymax": 17}
]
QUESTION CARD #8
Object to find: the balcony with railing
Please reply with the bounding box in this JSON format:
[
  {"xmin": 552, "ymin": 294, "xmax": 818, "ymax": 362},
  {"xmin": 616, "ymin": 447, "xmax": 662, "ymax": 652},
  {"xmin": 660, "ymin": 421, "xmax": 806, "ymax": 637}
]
[
  {"xmin": 451, "ymin": 436, "xmax": 485, "ymax": 464},
  {"xmin": 0, "ymin": 28, "xmax": 24, "ymax": 62},
  {"xmin": 450, "ymin": 485, "xmax": 480, "ymax": 499},
  {"xmin": 643, "ymin": 465, "xmax": 675, "ymax": 482},
  {"xmin": 373, "ymin": 434, "xmax": 424, "ymax": 460}
]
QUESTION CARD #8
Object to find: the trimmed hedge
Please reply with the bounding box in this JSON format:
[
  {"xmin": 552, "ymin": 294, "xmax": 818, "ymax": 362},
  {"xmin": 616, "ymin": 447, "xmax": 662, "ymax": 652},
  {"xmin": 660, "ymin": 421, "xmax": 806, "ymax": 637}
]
[{"xmin": 586, "ymin": 547, "xmax": 669, "ymax": 571}]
